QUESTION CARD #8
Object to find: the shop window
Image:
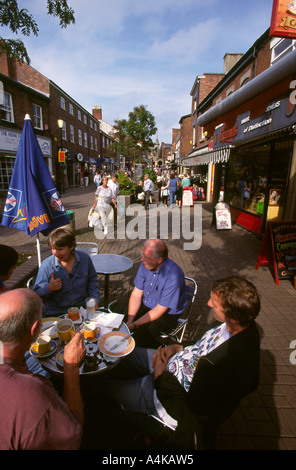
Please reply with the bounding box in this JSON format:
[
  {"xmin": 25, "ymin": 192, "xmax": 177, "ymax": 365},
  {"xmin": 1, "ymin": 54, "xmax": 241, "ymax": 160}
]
[
  {"xmin": 1, "ymin": 92, "xmax": 14, "ymax": 122},
  {"xmin": 225, "ymin": 144, "xmax": 270, "ymax": 217},
  {"xmin": 225, "ymin": 139, "xmax": 292, "ymax": 222}
]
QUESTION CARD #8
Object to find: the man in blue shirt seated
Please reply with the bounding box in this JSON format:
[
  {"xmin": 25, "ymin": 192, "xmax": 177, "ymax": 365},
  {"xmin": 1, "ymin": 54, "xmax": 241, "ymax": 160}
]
[{"xmin": 126, "ymin": 239, "xmax": 187, "ymax": 348}]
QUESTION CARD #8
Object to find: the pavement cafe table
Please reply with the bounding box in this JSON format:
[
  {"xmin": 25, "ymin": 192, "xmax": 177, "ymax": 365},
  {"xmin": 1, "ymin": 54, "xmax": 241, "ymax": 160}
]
[
  {"xmin": 31, "ymin": 313, "xmax": 134, "ymax": 376},
  {"xmin": 91, "ymin": 254, "xmax": 133, "ymax": 311}
]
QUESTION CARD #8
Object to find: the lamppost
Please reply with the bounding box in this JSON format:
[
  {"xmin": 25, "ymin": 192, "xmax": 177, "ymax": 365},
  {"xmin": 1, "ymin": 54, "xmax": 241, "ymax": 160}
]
[{"xmin": 57, "ymin": 119, "xmax": 64, "ymax": 194}]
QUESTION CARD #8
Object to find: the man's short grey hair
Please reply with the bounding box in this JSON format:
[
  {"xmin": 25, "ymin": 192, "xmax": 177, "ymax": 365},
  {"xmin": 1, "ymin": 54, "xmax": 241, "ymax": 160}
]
[
  {"xmin": 0, "ymin": 292, "xmax": 42, "ymax": 345},
  {"xmin": 144, "ymin": 239, "xmax": 168, "ymax": 260}
]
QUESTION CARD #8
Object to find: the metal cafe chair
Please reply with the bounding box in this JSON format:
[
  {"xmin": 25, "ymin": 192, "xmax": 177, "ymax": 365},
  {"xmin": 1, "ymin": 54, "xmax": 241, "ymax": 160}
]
[{"xmin": 159, "ymin": 276, "xmax": 198, "ymax": 344}]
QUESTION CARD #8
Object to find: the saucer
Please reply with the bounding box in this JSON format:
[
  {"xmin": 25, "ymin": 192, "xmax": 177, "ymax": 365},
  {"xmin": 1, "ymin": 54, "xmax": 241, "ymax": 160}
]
[
  {"xmin": 56, "ymin": 350, "xmax": 64, "ymax": 368},
  {"xmin": 30, "ymin": 340, "xmax": 57, "ymax": 358}
]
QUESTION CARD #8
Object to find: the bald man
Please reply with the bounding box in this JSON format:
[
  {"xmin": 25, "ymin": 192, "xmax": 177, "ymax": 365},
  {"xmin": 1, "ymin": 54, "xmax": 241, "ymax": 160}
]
[
  {"xmin": 0, "ymin": 289, "xmax": 85, "ymax": 450},
  {"xmin": 126, "ymin": 239, "xmax": 187, "ymax": 348}
]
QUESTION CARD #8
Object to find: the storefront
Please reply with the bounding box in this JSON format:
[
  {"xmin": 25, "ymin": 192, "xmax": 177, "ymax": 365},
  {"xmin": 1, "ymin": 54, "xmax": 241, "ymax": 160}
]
[
  {"xmin": 187, "ymin": 48, "xmax": 296, "ymax": 235},
  {"xmin": 0, "ymin": 125, "xmax": 52, "ymax": 199}
]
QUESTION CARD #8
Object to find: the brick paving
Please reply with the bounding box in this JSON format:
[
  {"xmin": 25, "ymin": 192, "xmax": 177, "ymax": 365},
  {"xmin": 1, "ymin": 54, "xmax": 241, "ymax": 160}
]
[{"xmin": 1, "ymin": 182, "xmax": 296, "ymax": 450}]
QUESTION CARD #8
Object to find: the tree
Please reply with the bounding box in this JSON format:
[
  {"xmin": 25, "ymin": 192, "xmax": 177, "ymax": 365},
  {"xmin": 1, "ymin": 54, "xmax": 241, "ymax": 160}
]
[
  {"xmin": 0, "ymin": 0, "xmax": 75, "ymax": 64},
  {"xmin": 112, "ymin": 105, "xmax": 157, "ymax": 165}
]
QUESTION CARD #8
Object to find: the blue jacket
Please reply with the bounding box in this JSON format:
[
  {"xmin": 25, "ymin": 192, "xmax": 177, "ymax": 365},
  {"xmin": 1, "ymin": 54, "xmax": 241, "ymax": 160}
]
[{"xmin": 33, "ymin": 250, "xmax": 100, "ymax": 317}]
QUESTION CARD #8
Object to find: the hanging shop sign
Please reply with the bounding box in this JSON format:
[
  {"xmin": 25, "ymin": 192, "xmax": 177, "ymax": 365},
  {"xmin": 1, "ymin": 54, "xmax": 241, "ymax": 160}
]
[{"xmin": 270, "ymin": 0, "xmax": 296, "ymax": 38}]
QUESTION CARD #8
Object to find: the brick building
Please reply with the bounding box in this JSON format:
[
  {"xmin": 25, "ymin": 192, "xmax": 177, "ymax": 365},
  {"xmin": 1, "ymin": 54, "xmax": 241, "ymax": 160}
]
[
  {"xmin": 0, "ymin": 54, "xmax": 118, "ymax": 200},
  {"xmin": 183, "ymin": 29, "xmax": 296, "ymax": 234},
  {"xmin": 0, "ymin": 55, "xmax": 52, "ymax": 204}
]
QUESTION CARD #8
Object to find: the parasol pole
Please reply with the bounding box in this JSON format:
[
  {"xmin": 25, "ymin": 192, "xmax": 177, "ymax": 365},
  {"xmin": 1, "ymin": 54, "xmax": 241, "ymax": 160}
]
[{"xmin": 36, "ymin": 232, "xmax": 42, "ymax": 268}]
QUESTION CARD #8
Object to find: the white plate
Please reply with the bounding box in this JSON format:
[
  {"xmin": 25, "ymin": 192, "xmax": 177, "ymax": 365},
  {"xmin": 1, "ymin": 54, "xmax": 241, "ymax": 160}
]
[{"xmin": 98, "ymin": 331, "xmax": 135, "ymax": 358}]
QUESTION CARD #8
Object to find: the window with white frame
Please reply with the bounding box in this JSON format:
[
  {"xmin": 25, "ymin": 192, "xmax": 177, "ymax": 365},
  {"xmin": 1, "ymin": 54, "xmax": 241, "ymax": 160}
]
[
  {"xmin": 32, "ymin": 104, "xmax": 43, "ymax": 129},
  {"xmin": 94, "ymin": 122, "xmax": 98, "ymax": 131},
  {"xmin": 90, "ymin": 135, "xmax": 94, "ymax": 150},
  {"xmin": 1, "ymin": 92, "xmax": 14, "ymax": 122},
  {"xmin": 78, "ymin": 129, "xmax": 82, "ymax": 146},
  {"xmin": 78, "ymin": 109, "xmax": 81, "ymax": 121},
  {"xmin": 95, "ymin": 137, "xmax": 98, "ymax": 151},
  {"xmin": 60, "ymin": 96, "xmax": 66, "ymax": 110},
  {"xmin": 69, "ymin": 103, "xmax": 74, "ymax": 115},
  {"xmin": 0, "ymin": 156, "xmax": 16, "ymax": 190},
  {"xmin": 84, "ymin": 132, "xmax": 88, "ymax": 147},
  {"xmin": 70, "ymin": 124, "xmax": 74, "ymax": 143},
  {"xmin": 84, "ymin": 114, "xmax": 87, "ymax": 125},
  {"xmin": 270, "ymin": 37, "xmax": 296, "ymax": 64},
  {"xmin": 61, "ymin": 121, "xmax": 67, "ymax": 141},
  {"xmin": 90, "ymin": 120, "xmax": 93, "ymax": 129}
]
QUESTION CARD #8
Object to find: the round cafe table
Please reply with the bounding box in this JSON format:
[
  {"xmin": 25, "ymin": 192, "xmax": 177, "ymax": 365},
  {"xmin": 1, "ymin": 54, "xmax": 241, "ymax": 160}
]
[
  {"xmin": 35, "ymin": 320, "xmax": 131, "ymax": 376},
  {"xmin": 91, "ymin": 254, "xmax": 133, "ymax": 311}
]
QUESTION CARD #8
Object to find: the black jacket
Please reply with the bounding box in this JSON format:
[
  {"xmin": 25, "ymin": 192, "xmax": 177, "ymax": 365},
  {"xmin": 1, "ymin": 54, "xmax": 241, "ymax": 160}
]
[{"xmin": 154, "ymin": 321, "xmax": 260, "ymax": 448}]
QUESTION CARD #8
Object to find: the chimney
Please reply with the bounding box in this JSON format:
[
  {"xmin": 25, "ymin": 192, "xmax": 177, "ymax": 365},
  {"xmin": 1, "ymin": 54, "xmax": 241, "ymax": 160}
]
[
  {"xmin": 92, "ymin": 105, "xmax": 102, "ymax": 120},
  {"xmin": 223, "ymin": 53, "xmax": 243, "ymax": 74}
]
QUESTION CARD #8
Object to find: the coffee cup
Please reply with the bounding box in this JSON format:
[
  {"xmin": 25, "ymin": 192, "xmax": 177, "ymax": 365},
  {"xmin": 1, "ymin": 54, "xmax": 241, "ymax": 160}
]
[
  {"xmin": 57, "ymin": 319, "xmax": 75, "ymax": 342},
  {"xmin": 68, "ymin": 307, "xmax": 80, "ymax": 321},
  {"xmin": 36, "ymin": 335, "xmax": 51, "ymax": 355},
  {"xmin": 82, "ymin": 322, "xmax": 100, "ymax": 340}
]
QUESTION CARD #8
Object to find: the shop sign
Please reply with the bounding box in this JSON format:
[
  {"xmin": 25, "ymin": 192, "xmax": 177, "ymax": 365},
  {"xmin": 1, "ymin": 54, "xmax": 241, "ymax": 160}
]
[
  {"xmin": 213, "ymin": 96, "xmax": 296, "ymax": 149},
  {"xmin": 270, "ymin": 0, "xmax": 296, "ymax": 38},
  {"xmin": 0, "ymin": 126, "xmax": 51, "ymax": 156}
]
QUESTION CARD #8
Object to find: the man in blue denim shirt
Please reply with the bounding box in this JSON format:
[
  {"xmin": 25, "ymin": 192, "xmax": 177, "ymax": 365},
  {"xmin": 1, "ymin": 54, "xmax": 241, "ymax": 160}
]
[
  {"xmin": 126, "ymin": 239, "xmax": 187, "ymax": 347},
  {"xmin": 33, "ymin": 228, "xmax": 99, "ymax": 317}
]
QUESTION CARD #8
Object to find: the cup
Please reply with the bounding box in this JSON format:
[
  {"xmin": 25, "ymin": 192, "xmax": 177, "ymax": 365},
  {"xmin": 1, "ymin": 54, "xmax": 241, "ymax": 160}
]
[
  {"xmin": 82, "ymin": 322, "xmax": 100, "ymax": 340},
  {"xmin": 86, "ymin": 297, "xmax": 96, "ymax": 317},
  {"xmin": 57, "ymin": 319, "xmax": 75, "ymax": 342},
  {"xmin": 36, "ymin": 335, "xmax": 51, "ymax": 355},
  {"xmin": 68, "ymin": 307, "xmax": 80, "ymax": 321}
]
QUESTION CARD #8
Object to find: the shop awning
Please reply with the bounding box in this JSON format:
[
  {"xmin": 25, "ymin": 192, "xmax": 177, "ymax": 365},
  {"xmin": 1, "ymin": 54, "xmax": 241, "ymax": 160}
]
[{"xmin": 182, "ymin": 145, "xmax": 234, "ymax": 166}]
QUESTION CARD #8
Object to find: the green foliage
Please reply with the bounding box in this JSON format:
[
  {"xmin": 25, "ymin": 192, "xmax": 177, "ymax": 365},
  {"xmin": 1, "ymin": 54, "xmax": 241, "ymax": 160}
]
[
  {"xmin": 143, "ymin": 168, "xmax": 156, "ymax": 186},
  {"xmin": 117, "ymin": 171, "xmax": 136, "ymax": 194},
  {"xmin": 0, "ymin": 0, "xmax": 75, "ymax": 64},
  {"xmin": 113, "ymin": 105, "xmax": 157, "ymax": 163}
]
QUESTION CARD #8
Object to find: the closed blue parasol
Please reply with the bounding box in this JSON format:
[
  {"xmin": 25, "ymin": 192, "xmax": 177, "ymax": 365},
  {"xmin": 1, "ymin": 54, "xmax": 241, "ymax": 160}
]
[{"xmin": 1, "ymin": 115, "xmax": 69, "ymax": 266}]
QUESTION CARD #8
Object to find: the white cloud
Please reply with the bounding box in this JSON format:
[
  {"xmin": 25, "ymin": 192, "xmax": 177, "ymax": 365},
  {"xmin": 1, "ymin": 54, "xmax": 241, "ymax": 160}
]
[{"xmin": 2, "ymin": 0, "xmax": 272, "ymax": 143}]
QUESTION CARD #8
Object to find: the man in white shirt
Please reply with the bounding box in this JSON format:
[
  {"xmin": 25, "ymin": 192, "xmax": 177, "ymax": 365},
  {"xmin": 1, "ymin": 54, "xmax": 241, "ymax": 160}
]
[
  {"xmin": 108, "ymin": 174, "xmax": 119, "ymax": 202},
  {"xmin": 94, "ymin": 171, "xmax": 102, "ymax": 188},
  {"xmin": 143, "ymin": 174, "xmax": 154, "ymax": 210}
]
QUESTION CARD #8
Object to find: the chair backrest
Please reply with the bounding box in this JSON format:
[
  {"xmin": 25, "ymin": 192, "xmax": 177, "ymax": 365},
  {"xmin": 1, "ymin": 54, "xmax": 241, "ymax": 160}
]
[
  {"xmin": 182, "ymin": 276, "xmax": 198, "ymax": 320},
  {"xmin": 26, "ymin": 276, "xmax": 35, "ymax": 289},
  {"xmin": 76, "ymin": 242, "xmax": 98, "ymax": 256}
]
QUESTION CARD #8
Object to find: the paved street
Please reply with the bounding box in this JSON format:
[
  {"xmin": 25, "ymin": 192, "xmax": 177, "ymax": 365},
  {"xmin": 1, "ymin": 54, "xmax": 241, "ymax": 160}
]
[{"xmin": 1, "ymin": 183, "xmax": 296, "ymax": 450}]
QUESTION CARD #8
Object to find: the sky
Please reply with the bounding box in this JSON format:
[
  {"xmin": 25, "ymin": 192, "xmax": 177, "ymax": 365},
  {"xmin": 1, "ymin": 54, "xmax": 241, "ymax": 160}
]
[{"xmin": 3, "ymin": 0, "xmax": 273, "ymax": 143}]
